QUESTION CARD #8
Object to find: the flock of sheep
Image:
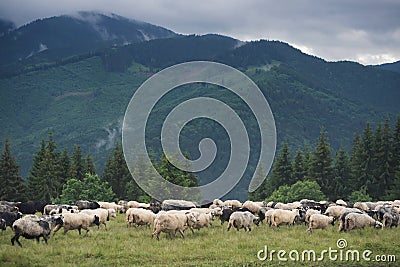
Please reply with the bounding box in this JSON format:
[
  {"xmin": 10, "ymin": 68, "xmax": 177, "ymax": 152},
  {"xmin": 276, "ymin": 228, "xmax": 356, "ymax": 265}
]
[{"xmin": 0, "ymin": 198, "xmax": 399, "ymax": 246}]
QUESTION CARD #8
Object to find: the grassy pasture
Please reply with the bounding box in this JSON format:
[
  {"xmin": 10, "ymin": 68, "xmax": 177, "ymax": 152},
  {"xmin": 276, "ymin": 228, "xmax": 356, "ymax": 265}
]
[{"xmin": 0, "ymin": 213, "xmax": 398, "ymax": 266}]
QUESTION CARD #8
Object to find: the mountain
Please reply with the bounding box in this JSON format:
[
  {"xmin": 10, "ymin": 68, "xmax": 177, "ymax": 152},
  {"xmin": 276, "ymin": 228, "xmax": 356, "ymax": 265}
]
[
  {"xmin": 375, "ymin": 61, "xmax": 400, "ymax": 73},
  {"xmin": 0, "ymin": 14, "xmax": 399, "ymax": 200},
  {"xmin": 0, "ymin": 11, "xmax": 177, "ymax": 66},
  {"xmin": 0, "ymin": 18, "xmax": 15, "ymax": 37}
]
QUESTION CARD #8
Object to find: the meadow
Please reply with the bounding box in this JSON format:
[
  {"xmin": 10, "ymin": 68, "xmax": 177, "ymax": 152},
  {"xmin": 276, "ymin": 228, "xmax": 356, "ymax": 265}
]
[{"xmin": 0, "ymin": 213, "xmax": 398, "ymax": 267}]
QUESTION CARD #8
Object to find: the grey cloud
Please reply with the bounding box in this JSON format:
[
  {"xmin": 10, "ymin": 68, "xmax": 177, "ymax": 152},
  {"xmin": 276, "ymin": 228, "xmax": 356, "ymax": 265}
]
[{"xmin": 0, "ymin": 0, "xmax": 399, "ymax": 64}]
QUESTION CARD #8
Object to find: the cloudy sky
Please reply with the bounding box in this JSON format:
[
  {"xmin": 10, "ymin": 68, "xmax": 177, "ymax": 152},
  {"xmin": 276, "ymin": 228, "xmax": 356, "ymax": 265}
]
[{"xmin": 1, "ymin": 0, "xmax": 399, "ymax": 65}]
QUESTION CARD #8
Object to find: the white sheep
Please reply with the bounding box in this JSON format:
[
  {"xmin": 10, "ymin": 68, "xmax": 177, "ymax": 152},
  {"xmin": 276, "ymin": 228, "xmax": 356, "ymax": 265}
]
[
  {"xmin": 307, "ymin": 214, "xmax": 335, "ymax": 233},
  {"xmin": 227, "ymin": 211, "xmax": 260, "ymax": 231},
  {"xmin": 80, "ymin": 208, "xmax": 116, "ymax": 230},
  {"xmin": 97, "ymin": 201, "xmax": 124, "ymax": 213},
  {"xmin": 305, "ymin": 209, "xmax": 321, "ymax": 224},
  {"xmin": 324, "ymin": 205, "xmax": 346, "ymax": 219},
  {"xmin": 11, "ymin": 215, "xmax": 64, "ymax": 247},
  {"xmin": 126, "ymin": 208, "xmax": 155, "ymax": 228},
  {"xmin": 353, "ymin": 202, "xmax": 369, "ymax": 211},
  {"xmin": 270, "ymin": 209, "xmax": 299, "ymax": 228},
  {"xmin": 335, "ymin": 199, "xmax": 347, "ymax": 206},
  {"xmin": 151, "ymin": 211, "xmax": 197, "ymax": 240},
  {"xmin": 212, "ymin": 199, "xmax": 224, "ymax": 206},
  {"xmin": 264, "ymin": 209, "xmax": 276, "ymax": 226},
  {"xmin": 223, "ymin": 200, "xmax": 242, "ymax": 209},
  {"xmin": 52, "ymin": 213, "xmax": 100, "ymax": 237},
  {"xmin": 274, "ymin": 203, "xmax": 292, "ymax": 210},
  {"xmin": 191, "ymin": 212, "xmax": 213, "ymax": 230},
  {"xmin": 344, "ymin": 213, "xmax": 382, "ymax": 231},
  {"xmin": 242, "ymin": 201, "xmax": 264, "ymax": 213}
]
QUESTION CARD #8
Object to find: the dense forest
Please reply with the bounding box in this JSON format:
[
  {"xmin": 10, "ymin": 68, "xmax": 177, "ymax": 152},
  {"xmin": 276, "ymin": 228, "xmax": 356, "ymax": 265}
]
[
  {"xmin": 0, "ymin": 131, "xmax": 198, "ymax": 203},
  {"xmin": 1, "ymin": 114, "xmax": 399, "ymax": 203}
]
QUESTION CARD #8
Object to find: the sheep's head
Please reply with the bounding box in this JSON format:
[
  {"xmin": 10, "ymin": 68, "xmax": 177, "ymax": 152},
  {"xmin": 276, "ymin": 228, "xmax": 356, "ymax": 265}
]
[{"xmin": 374, "ymin": 221, "xmax": 383, "ymax": 229}]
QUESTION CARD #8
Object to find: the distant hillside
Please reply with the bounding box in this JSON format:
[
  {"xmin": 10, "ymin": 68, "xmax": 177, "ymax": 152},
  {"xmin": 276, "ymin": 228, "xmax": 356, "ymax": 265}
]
[
  {"xmin": 0, "ymin": 15, "xmax": 399, "ymax": 200},
  {"xmin": 375, "ymin": 61, "xmax": 400, "ymax": 73},
  {"xmin": 0, "ymin": 11, "xmax": 177, "ymax": 65}
]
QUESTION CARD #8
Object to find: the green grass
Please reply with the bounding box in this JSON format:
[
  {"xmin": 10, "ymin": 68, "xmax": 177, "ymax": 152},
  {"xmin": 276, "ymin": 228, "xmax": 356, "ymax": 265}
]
[{"xmin": 0, "ymin": 214, "xmax": 398, "ymax": 266}]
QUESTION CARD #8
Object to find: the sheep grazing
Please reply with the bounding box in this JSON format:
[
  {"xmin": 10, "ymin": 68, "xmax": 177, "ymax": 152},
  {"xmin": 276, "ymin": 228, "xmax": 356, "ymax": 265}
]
[
  {"xmin": 0, "ymin": 211, "xmax": 23, "ymax": 229},
  {"xmin": 227, "ymin": 211, "xmax": 260, "ymax": 232},
  {"xmin": 0, "ymin": 204, "xmax": 19, "ymax": 213},
  {"xmin": 11, "ymin": 215, "xmax": 64, "ymax": 247},
  {"xmin": 324, "ymin": 205, "xmax": 347, "ymax": 219},
  {"xmin": 151, "ymin": 211, "xmax": 198, "ymax": 240},
  {"xmin": 382, "ymin": 212, "xmax": 399, "ymax": 228},
  {"xmin": 344, "ymin": 213, "xmax": 382, "ymax": 231},
  {"xmin": 126, "ymin": 200, "xmax": 150, "ymax": 210},
  {"xmin": 52, "ymin": 213, "xmax": 100, "ymax": 237},
  {"xmin": 0, "ymin": 218, "xmax": 6, "ymax": 231},
  {"xmin": 353, "ymin": 202, "xmax": 369, "ymax": 212},
  {"xmin": 270, "ymin": 209, "xmax": 300, "ymax": 228},
  {"xmin": 242, "ymin": 201, "xmax": 264, "ymax": 214},
  {"xmin": 223, "ymin": 200, "xmax": 242, "ymax": 209},
  {"xmin": 75, "ymin": 200, "xmax": 100, "ymax": 210},
  {"xmin": 97, "ymin": 201, "xmax": 124, "ymax": 213},
  {"xmin": 212, "ymin": 199, "xmax": 224, "ymax": 206},
  {"xmin": 80, "ymin": 208, "xmax": 116, "ymax": 230},
  {"xmin": 305, "ymin": 209, "xmax": 321, "ymax": 224},
  {"xmin": 337, "ymin": 208, "xmax": 364, "ymax": 232},
  {"xmin": 336, "ymin": 199, "xmax": 348, "ymax": 207},
  {"xmin": 307, "ymin": 214, "xmax": 335, "ymax": 233},
  {"xmin": 126, "ymin": 208, "xmax": 155, "ymax": 228},
  {"xmin": 191, "ymin": 212, "xmax": 213, "ymax": 231},
  {"xmin": 264, "ymin": 209, "xmax": 276, "ymax": 226}
]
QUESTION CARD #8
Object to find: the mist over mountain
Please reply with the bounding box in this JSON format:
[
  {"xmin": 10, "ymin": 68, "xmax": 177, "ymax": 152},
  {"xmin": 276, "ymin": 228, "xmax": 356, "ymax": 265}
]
[
  {"xmin": 0, "ymin": 11, "xmax": 177, "ymax": 65},
  {"xmin": 0, "ymin": 12, "xmax": 399, "ymax": 199}
]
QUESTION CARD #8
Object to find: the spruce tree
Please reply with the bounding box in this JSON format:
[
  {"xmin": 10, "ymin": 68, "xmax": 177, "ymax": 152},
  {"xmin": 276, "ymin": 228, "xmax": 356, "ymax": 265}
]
[
  {"xmin": 27, "ymin": 132, "xmax": 62, "ymax": 201},
  {"xmin": 359, "ymin": 122, "xmax": 375, "ymax": 196},
  {"xmin": 310, "ymin": 128, "xmax": 334, "ymax": 200},
  {"xmin": 267, "ymin": 142, "xmax": 293, "ymax": 195},
  {"xmin": 292, "ymin": 149, "xmax": 306, "ymax": 182},
  {"xmin": 0, "ymin": 139, "xmax": 26, "ymax": 201},
  {"xmin": 58, "ymin": 148, "xmax": 71, "ymax": 190},
  {"xmin": 70, "ymin": 145, "xmax": 86, "ymax": 181},
  {"xmin": 370, "ymin": 119, "xmax": 392, "ymax": 199},
  {"xmin": 85, "ymin": 154, "xmax": 96, "ymax": 175},
  {"xmin": 349, "ymin": 131, "xmax": 363, "ymax": 191},
  {"xmin": 102, "ymin": 143, "xmax": 131, "ymax": 199},
  {"xmin": 333, "ymin": 147, "xmax": 351, "ymax": 200}
]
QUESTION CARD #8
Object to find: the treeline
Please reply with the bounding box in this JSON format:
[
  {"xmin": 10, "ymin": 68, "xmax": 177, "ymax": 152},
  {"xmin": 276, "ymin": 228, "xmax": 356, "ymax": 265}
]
[
  {"xmin": 251, "ymin": 115, "xmax": 400, "ymax": 202},
  {"xmin": 0, "ymin": 131, "xmax": 199, "ymax": 203}
]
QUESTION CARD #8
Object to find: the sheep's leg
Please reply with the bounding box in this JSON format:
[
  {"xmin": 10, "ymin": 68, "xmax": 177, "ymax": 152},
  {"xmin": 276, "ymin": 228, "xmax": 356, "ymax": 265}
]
[
  {"xmin": 36, "ymin": 237, "xmax": 40, "ymax": 243},
  {"xmin": 83, "ymin": 228, "xmax": 89, "ymax": 237},
  {"xmin": 248, "ymin": 226, "xmax": 252, "ymax": 232},
  {"xmin": 227, "ymin": 223, "xmax": 231, "ymax": 231},
  {"xmin": 178, "ymin": 229, "xmax": 185, "ymax": 239},
  {"xmin": 103, "ymin": 222, "xmax": 107, "ymax": 231},
  {"xmin": 52, "ymin": 225, "xmax": 61, "ymax": 236}
]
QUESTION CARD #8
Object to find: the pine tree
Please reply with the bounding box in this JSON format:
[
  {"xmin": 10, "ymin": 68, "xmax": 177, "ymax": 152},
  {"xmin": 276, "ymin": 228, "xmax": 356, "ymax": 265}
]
[
  {"xmin": 310, "ymin": 128, "xmax": 334, "ymax": 200},
  {"xmin": 0, "ymin": 139, "xmax": 26, "ymax": 201},
  {"xmin": 102, "ymin": 143, "xmax": 131, "ymax": 199},
  {"xmin": 302, "ymin": 143, "xmax": 313, "ymax": 180},
  {"xmin": 387, "ymin": 114, "xmax": 400, "ymax": 198},
  {"xmin": 370, "ymin": 119, "xmax": 392, "ymax": 199},
  {"xmin": 70, "ymin": 145, "xmax": 86, "ymax": 181},
  {"xmin": 85, "ymin": 154, "xmax": 96, "ymax": 175},
  {"xmin": 58, "ymin": 148, "xmax": 71, "ymax": 189},
  {"xmin": 292, "ymin": 149, "xmax": 306, "ymax": 182},
  {"xmin": 26, "ymin": 132, "xmax": 62, "ymax": 201},
  {"xmin": 333, "ymin": 147, "xmax": 351, "ymax": 200},
  {"xmin": 349, "ymin": 131, "xmax": 363, "ymax": 192},
  {"xmin": 266, "ymin": 142, "xmax": 293, "ymax": 196},
  {"xmin": 359, "ymin": 122, "xmax": 375, "ymax": 197}
]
